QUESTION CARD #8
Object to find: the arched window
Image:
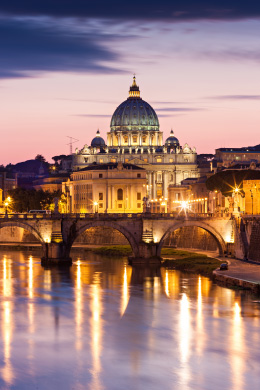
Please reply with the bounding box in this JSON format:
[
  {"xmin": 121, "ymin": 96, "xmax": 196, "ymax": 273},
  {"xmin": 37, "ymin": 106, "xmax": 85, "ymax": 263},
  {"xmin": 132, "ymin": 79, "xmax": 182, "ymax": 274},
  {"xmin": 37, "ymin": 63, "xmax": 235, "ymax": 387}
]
[{"xmin": 117, "ymin": 188, "xmax": 123, "ymax": 200}]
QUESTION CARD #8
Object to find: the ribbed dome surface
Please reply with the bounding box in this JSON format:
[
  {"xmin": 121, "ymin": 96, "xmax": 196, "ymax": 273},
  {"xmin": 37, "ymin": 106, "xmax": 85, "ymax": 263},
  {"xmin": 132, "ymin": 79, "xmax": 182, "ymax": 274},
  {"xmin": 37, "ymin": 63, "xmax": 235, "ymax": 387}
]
[{"xmin": 110, "ymin": 98, "xmax": 159, "ymax": 132}]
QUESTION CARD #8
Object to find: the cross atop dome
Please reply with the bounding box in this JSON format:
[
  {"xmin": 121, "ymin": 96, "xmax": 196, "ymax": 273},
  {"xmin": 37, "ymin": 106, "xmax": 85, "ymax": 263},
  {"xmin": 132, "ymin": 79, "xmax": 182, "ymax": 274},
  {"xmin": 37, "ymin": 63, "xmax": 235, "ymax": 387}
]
[{"xmin": 129, "ymin": 75, "xmax": 141, "ymax": 99}]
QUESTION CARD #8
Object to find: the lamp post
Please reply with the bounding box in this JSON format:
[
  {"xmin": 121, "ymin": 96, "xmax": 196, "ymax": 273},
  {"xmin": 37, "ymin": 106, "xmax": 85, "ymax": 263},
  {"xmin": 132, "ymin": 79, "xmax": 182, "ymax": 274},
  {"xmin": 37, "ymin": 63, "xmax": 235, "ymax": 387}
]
[
  {"xmin": 250, "ymin": 189, "xmax": 253, "ymax": 215},
  {"xmin": 94, "ymin": 201, "xmax": 98, "ymax": 213},
  {"xmin": 4, "ymin": 196, "xmax": 11, "ymax": 216}
]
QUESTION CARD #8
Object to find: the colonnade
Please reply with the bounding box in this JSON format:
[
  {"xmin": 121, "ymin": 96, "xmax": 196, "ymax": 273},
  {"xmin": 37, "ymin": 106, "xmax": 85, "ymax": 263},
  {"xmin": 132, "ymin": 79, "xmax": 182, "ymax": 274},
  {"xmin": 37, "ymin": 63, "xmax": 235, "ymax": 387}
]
[
  {"xmin": 147, "ymin": 171, "xmax": 170, "ymax": 199},
  {"xmin": 107, "ymin": 131, "xmax": 163, "ymax": 147}
]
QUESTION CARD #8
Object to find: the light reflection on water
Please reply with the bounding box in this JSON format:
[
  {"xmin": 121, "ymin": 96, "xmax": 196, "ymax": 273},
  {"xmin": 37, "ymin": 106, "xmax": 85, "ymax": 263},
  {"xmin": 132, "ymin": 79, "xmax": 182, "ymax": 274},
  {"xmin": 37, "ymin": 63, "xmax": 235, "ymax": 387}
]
[{"xmin": 0, "ymin": 250, "xmax": 260, "ymax": 390}]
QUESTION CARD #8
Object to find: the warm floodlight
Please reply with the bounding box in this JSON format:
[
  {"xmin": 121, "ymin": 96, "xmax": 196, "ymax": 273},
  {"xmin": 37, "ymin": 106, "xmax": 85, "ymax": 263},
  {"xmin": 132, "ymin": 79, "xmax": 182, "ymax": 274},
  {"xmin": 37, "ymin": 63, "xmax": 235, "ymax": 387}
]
[{"xmin": 181, "ymin": 201, "xmax": 188, "ymax": 210}]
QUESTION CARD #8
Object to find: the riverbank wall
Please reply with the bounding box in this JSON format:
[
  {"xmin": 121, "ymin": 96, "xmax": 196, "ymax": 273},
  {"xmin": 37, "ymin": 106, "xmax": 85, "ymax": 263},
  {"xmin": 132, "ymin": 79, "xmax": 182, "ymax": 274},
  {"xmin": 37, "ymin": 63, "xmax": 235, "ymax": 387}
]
[{"xmin": 213, "ymin": 270, "xmax": 260, "ymax": 294}]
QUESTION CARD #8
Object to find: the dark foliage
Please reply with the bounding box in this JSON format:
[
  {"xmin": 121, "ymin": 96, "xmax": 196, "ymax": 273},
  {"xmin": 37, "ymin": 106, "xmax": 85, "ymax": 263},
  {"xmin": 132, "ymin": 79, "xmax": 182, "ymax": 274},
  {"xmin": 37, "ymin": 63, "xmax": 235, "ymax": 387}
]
[
  {"xmin": 206, "ymin": 170, "xmax": 260, "ymax": 196},
  {"xmin": 8, "ymin": 188, "xmax": 61, "ymax": 212}
]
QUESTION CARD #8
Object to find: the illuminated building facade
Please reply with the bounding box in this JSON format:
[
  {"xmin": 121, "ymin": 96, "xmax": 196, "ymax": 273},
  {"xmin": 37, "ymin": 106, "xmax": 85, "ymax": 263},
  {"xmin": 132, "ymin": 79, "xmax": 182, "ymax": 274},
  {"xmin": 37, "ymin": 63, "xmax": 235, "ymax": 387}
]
[
  {"xmin": 63, "ymin": 162, "xmax": 147, "ymax": 213},
  {"xmin": 243, "ymin": 180, "xmax": 260, "ymax": 215},
  {"xmin": 72, "ymin": 77, "xmax": 198, "ymax": 201},
  {"xmin": 0, "ymin": 172, "xmax": 17, "ymax": 199},
  {"xmin": 216, "ymin": 146, "xmax": 260, "ymax": 168}
]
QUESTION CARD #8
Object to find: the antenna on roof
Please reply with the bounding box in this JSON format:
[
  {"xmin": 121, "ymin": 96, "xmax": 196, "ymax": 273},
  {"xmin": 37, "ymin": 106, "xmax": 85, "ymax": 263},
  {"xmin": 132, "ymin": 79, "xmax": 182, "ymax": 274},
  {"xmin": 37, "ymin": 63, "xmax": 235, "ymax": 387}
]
[{"xmin": 66, "ymin": 136, "xmax": 79, "ymax": 155}]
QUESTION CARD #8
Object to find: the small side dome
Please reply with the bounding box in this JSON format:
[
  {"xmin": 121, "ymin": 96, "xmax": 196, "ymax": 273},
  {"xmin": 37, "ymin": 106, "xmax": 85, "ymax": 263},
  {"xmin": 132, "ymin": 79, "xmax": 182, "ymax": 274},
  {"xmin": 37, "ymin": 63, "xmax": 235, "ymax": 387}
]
[
  {"xmin": 91, "ymin": 130, "xmax": 106, "ymax": 147},
  {"xmin": 165, "ymin": 130, "xmax": 179, "ymax": 146}
]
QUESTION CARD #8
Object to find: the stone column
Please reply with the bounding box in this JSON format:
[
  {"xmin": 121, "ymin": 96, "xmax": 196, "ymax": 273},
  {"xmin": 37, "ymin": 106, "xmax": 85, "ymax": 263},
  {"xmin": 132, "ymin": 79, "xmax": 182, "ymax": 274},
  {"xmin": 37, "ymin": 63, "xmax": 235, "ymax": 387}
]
[
  {"xmin": 106, "ymin": 185, "xmax": 110, "ymax": 212},
  {"xmin": 129, "ymin": 185, "xmax": 132, "ymax": 209},
  {"xmin": 111, "ymin": 185, "xmax": 113, "ymax": 210},
  {"xmin": 148, "ymin": 172, "xmax": 152, "ymax": 198},
  {"xmin": 139, "ymin": 132, "xmax": 142, "ymax": 146},
  {"xmin": 164, "ymin": 171, "xmax": 168, "ymax": 198},
  {"xmin": 153, "ymin": 172, "xmax": 156, "ymax": 199}
]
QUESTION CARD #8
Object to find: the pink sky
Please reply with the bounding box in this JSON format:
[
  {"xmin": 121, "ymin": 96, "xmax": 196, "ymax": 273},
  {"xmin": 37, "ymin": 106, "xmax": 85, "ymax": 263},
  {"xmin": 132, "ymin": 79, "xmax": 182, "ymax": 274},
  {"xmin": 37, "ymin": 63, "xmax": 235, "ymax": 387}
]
[{"xmin": 1, "ymin": 20, "xmax": 260, "ymax": 165}]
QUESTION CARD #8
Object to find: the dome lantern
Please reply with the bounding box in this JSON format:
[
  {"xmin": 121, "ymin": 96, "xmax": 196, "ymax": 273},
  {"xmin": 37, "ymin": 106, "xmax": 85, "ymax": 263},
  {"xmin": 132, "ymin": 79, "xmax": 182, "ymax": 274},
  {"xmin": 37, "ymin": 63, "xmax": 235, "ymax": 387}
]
[{"xmin": 128, "ymin": 75, "xmax": 141, "ymax": 99}]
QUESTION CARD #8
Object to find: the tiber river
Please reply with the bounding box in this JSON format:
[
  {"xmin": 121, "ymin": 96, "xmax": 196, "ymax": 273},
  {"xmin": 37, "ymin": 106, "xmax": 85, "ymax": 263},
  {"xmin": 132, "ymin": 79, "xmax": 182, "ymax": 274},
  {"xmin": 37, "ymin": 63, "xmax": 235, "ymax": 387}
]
[{"xmin": 0, "ymin": 250, "xmax": 260, "ymax": 390}]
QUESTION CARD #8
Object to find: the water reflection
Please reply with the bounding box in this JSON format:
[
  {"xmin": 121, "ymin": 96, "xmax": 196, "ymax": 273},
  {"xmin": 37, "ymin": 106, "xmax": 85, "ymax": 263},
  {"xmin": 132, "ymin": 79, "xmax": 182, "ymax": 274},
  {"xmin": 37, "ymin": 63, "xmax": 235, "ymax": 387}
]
[
  {"xmin": 120, "ymin": 265, "xmax": 132, "ymax": 317},
  {"xmin": 0, "ymin": 250, "xmax": 260, "ymax": 390},
  {"xmin": 179, "ymin": 293, "xmax": 191, "ymax": 389},
  {"xmin": 231, "ymin": 300, "xmax": 245, "ymax": 390},
  {"xmin": 1, "ymin": 255, "xmax": 14, "ymax": 385},
  {"xmin": 90, "ymin": 273, "xmax": 103, "ymax": 390}
]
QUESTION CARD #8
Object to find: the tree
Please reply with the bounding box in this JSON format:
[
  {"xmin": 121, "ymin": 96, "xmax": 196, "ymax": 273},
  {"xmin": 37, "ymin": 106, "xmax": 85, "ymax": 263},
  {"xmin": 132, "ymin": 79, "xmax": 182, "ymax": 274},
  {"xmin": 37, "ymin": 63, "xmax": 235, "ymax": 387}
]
[
  {"xmin": 206, "ymin": 169, "xmax": 260, "ymax": 196},
  {"xmin": 35, "ymin": 154, "xmax": 46, "ymax": 163},
  {"xmin": 8, "ymin": 188, "xmax": 62, "ymax": 212},
  {"xmin": 52, "ymin": 155, "xmax": 67, "ymax": 163}
]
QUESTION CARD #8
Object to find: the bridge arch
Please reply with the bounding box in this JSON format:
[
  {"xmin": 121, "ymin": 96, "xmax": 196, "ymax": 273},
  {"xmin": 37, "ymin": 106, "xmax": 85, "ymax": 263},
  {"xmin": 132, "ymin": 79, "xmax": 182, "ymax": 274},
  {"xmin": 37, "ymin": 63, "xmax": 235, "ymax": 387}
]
[
  {"xmin": 157, "ymin": 220, "xmax": 226, "ymax": 257},
  {"xmin": 66, "ymin": 220, "xmax": 139, "ymax": 258},
  {"xmin": 0, "ymin": 221, "xmax": 47, "ymax": 256}
]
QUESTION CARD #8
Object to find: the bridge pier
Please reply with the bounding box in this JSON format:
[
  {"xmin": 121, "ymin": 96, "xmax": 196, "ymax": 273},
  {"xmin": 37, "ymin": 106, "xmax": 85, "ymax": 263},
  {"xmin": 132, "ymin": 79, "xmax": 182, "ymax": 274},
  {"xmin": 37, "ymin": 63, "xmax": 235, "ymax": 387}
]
[
  {"xmin": 128, "ymin": 242, "xmax": 161, "ymax": 265},
  {"xmin": 41, "ymin": 242, "xmax": 72, "ymax": 266}
]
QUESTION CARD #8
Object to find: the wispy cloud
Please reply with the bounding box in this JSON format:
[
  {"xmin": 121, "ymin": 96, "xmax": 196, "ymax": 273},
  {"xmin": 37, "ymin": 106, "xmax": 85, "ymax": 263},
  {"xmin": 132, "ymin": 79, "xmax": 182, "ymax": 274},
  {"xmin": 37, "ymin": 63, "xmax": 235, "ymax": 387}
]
[
  {"xmin": 197, "ymin": 48, "xmax": 260, "ymax": 63},
  {"xmin": 209, "ymin": 95, "xmax": 260, "ymax": 100},
  {"xmin": 0, "ymin": 18, "xmax": 122, "ymax": 78},
  {"xmin": 151, "ymin": 101, "xmax": 187, "ymax": 105},
  {"xmin": 155, "ymin": 107, "xmax": 204, "ymax": 112},
  {"xmin": 57, "ymin": 98, "xmax": 117, "ymax": 104},
  {"xmin": 73, "ymin": 114, "xmax": 111, "ymax": 118},
  {"xmin": 1, "ymin": 1, "xmax": 260, "ymax": 21}
]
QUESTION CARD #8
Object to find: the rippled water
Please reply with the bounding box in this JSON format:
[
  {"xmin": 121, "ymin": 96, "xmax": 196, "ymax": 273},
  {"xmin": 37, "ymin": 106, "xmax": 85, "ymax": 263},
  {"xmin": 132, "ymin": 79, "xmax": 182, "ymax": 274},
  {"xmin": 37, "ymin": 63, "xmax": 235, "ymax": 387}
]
[{"xmin": 0, "ymin": 250, "xmax": 260, "ymax": 390}]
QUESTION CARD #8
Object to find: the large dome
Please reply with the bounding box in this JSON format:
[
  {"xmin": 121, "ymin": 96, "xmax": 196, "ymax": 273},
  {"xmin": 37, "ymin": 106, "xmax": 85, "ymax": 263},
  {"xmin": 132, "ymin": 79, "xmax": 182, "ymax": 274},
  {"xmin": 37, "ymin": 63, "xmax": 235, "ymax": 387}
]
[{"xmin": 110, "ymin": 77, "xmax": 159, "ymax": 132}]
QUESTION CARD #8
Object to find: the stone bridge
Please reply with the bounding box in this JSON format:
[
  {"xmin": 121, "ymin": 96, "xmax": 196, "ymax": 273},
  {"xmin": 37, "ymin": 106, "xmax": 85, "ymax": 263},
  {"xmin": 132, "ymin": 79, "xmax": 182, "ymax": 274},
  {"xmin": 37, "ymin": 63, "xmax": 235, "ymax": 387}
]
[{"xmin": 0, "ymin": 212, "xmax": 234, "ymax": 264}]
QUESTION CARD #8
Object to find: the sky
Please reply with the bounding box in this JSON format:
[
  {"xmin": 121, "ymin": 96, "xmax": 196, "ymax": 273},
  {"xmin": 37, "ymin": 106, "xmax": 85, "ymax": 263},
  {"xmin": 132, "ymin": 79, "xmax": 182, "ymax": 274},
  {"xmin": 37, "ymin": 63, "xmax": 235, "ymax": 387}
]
[{"xmin": 0, "ymin": 1, "xmax": 260, "ymax": 164}]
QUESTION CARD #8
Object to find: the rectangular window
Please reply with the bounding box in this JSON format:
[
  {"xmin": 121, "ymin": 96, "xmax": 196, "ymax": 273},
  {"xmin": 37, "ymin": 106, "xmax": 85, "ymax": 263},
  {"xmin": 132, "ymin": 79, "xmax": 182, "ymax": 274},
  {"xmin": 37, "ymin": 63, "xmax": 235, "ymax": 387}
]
[
  {"xmin": 125, "ymin": 158, "xmax": 129, "ymax": 163},
  {"xmin": 144, "ymin": 158, "xmax": 148, "ymax": 162},
  {"xmin": 99, "ymin": 192, "xmax": 103, "ymax": 200},
  {"xmin": 99, "ymin": 173, "xmax": 103, "ymax": 178},
  {"xmin": 99, "ymin": 159, "xmax": 104, "ymax": 163},
  {"xmin": 137, "ymin": 203, "xmax": 141, "ymax": 208},
  {"xmin": 137, "ymin": 192, "xmax": 141, "ymax": 200},
  {"xmin": 157, "ymin": 158, "xmax": 162, "ymax": 163},
  {"xmin": 137, "ymin": 173, "xmax": 141, "ymax": 178},
  {"xmin": 118, "ymin": 204, "xmax": 123, "ymax": 208},
  {"xmin": 99, "ymin": 203, "xmax": 103, "ymax": 209},
  {"xmin": 169, "ymin": 158, "xmax": 173, "ymax": 163},
  {"xmin": 111, "ymin": 158, "xmax": 116, "ymax": 163},
  {"xmin": 133, "ymin": 136, "xmax": 137, "ymax": 142}
]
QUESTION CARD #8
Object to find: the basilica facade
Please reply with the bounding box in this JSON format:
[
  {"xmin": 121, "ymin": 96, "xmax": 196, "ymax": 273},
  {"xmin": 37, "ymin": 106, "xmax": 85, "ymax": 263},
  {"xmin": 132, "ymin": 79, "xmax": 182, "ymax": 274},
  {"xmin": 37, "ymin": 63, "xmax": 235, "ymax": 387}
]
[{"xmin": 72, "ymin": 77, "xmax": 198, "ymax": 201}]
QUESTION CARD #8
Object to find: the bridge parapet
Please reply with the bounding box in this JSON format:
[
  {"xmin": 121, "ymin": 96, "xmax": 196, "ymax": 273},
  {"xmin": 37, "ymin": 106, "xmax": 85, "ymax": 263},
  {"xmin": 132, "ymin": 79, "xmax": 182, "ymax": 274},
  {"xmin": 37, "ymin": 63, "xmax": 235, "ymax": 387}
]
[
  {"xmin": 0, "ymin": 212, "xmax": 232, "ymax": 221},
  {"xmin": 0, "ymin": 212, "xmax": 234, "ymax": 264}
]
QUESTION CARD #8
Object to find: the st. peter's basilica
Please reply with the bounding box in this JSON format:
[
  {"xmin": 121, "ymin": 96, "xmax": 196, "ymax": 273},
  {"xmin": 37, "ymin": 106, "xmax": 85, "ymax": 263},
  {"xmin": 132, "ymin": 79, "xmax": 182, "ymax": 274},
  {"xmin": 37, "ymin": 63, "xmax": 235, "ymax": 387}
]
[{"xmin": 72, "ymin": 77, "xmax": 198, "ymax": 203}]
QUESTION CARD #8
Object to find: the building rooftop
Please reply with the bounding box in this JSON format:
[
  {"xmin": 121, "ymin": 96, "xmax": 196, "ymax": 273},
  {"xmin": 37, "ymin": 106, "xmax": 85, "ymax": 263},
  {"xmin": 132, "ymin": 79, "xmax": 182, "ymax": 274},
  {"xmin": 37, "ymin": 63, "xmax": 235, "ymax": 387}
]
[{"xmin": 77, "ymin": 162, "xmax": 145, "ymax": 172}]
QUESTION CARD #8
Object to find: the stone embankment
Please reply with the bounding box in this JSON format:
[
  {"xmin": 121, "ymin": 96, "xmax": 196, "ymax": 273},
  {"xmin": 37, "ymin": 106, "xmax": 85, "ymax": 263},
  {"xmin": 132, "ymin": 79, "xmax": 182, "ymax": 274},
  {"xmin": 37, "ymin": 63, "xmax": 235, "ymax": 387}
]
[{"xmin": 213, "ymin": 258, "xmax": 260, "ymax": 294}]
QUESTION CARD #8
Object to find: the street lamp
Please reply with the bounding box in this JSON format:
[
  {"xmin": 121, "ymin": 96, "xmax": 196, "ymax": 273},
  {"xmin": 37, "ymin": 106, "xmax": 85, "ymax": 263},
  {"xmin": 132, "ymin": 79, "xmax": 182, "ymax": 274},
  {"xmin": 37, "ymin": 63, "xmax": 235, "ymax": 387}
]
[
  {"xmin": 94, "ymin": 201, "xmax": 98, "ymax": 213},
  {"xmin": 250, "ymin": 189, "xmax": 253, "ymax": 215},
  {"xmin": 4, "ymin": 201, "xmax": 9, "ymax": 215},
  {"xmin": 4, "ymin": 196, "xmax": 12, "ymax": 215}
]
